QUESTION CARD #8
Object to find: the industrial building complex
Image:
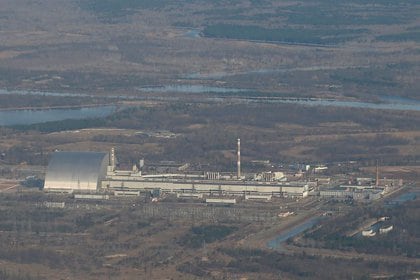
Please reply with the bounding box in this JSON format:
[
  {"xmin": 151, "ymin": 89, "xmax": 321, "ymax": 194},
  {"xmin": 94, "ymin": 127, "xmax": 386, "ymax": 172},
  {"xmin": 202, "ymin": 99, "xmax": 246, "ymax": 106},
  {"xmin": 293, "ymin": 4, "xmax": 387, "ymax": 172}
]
[
  {"xmin": 43, "ymin": 140, "xmax": 399, "ymax": 202},
  {"xmin": 44, "ymin": 140, "xmax": 311, "ymax": 198}
]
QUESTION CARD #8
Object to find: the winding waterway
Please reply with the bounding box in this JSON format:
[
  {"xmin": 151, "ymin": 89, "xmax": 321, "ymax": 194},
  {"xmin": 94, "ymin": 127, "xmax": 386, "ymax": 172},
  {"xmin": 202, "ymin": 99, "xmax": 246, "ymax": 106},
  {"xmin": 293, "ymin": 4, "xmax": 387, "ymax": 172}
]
[{"xmin": 1, "ymin": 88, "xmax": 420, "ymax": 127}]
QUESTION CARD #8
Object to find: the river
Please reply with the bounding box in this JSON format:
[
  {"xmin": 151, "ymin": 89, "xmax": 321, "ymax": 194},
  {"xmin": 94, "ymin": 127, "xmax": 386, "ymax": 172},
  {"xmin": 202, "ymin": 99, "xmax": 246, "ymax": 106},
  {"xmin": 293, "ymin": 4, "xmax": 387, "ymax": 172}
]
[
  {"xmin": 1, "ymin": 88, "xmax": 420, "ymax": 127},
  {"xmin": 0, "ymin": 106, "xmax": 116, "ymax": 126},
  {"xmin": 267, "ymin": 216, "xmax": 322, "ymax": 250}
]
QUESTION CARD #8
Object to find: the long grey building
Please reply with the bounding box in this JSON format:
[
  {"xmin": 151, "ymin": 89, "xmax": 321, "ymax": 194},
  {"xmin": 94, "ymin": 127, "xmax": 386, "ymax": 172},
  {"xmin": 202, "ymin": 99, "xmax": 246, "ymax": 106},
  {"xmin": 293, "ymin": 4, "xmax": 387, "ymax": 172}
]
[
  {"xmin": 102, "ymin": 178, "xmax": 309, "ymax": 197},
  {"xmin": 44, "ymin": 151, "xmax": 109, "ymax": 191},
  {"xmin": 43, "ymin": 150, "xmax": 310, "ymax": 197}
]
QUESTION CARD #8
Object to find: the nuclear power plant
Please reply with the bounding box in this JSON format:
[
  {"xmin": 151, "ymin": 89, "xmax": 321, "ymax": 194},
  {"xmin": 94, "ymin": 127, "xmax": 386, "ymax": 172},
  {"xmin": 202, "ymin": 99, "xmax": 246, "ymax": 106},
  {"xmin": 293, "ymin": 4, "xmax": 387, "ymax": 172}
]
[{"xmin": 43, "ymin": 139, "xmax": 311, "ymax": 198}]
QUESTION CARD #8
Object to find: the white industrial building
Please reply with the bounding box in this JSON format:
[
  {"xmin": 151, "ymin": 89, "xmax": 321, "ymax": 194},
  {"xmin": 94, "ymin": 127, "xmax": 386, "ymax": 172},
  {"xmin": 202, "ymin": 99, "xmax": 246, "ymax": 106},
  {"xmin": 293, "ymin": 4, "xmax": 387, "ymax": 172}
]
[
  {"xmin": 44, "ymin": 149, "xmax": 310, "ymax": 197},
  {"xmin": 319, "ymin": 188, "xmax": 383, "ymax": 201},
  {"xmin": 101, "ymin": 178, "xmax": 309, "ymax": 197},
  {"xmin": 44, "ymin": 151, "xmax": 109, "ymax": 192}
]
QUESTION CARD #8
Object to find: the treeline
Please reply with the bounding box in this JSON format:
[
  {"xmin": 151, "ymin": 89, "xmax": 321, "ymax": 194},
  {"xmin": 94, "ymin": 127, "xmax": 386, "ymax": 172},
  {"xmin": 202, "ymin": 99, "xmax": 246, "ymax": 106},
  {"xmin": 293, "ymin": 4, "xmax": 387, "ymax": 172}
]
[
  {"xmin": 1, "ymin": 145, "xmax": 48, "ymax": 165},
  {"xmin": 178, "ymin": 246, "xmax": 414, "ymax": 279},
  {"xmin": 376, "ymin": 31, "xmax": 420, "ymax": 42},
  {"xmin": 203, "ymin": 24, "xmax": 365, "ymax": 45},
  {"xmin": 0, "ymin": 248, "xmax": 68, "ymax": 269},
  {"xmin": 79, "ymin": 0, "xmax": 174, "ymax": 20},
  {"xmin": 179, "ymin": 225, "xmax": 237, "ymax": 248},
  {"xmin": 305, "ymin": 201, "xmax": 420, "ymax": 258},
  {"xmin": 0, "ymin": 95, "xmax": 103, "ymax": 109},
  {"xmin": 284, "ymin": 1, "xmax": 411, "ymax": 26},
  {"xmin": 4, "ymin": 101, "xmax": 420, "ymax": 166},
  {"xmin": 313, "ymin": 134, "xmax": 410, "ymax": 161},
  {"xmin": 106, "ymin": 103, "xmax": 420, "ymax": 131},
  {"xmin": 11, "ymin": 118, "xmax": 106, "ymax": 133},
  {"xmin": 8, "ymin": 102, "xmax": 420, "ymax": 133},
  {"xmin": 0, "ymin": 269, "xmax": 41, "ymax": 280}
]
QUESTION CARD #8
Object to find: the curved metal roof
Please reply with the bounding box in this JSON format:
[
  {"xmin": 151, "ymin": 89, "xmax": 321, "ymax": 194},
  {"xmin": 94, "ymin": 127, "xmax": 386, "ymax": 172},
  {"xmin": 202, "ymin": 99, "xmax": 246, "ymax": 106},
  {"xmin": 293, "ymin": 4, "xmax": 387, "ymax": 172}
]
[{"xmin": 44, "ymin": 151, "xmax": 109, "ymax": 191}]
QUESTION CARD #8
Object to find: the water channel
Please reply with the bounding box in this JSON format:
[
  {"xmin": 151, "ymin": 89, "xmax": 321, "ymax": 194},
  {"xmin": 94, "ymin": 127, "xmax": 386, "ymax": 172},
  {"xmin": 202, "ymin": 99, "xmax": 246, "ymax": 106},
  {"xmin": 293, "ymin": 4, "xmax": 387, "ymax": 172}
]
[
  {"xmin": 1, "ymin": 88, "xmax": 420, "ymax": 127},
  {"xmin": 136, "ymin": 85, "xmax": 248, "ymax": 94},
  {"xmin": 267, "ymin": 189, "xmax": 419, "ymax": 249},
  {"xmin": 0, "ymin": 106, "xmax": 116, "ymax": 126},
  {"xmin": 183, "ymin": 29, "xmax": 201, "ymax": 38},
  {"xmin": 267, "ymin": 216, "xmax": 322, "ymax": 250},
  {"xmin": 386, "ymin": 191, "xmax": 418, "ymax": 206}
]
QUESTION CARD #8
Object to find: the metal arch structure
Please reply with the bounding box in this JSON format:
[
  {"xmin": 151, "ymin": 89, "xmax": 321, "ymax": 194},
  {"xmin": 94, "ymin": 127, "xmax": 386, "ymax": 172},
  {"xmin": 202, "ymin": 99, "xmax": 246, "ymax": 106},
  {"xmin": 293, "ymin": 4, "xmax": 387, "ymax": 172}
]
[{"xmin": 44, "ymin": 151, "xmax": 109, "ymax": 191}]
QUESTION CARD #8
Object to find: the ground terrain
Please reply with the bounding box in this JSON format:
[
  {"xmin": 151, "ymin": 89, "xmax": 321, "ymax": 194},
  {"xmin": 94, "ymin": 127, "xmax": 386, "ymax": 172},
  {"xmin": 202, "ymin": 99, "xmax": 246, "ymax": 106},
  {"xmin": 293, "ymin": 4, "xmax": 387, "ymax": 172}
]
[
  {"xmin": 0, "ymin": 0, "xmax": 419, "ymax": 168},
  {"xmin": 0, "ymin": 189, "xmax": 417, "ymax": 280},
  {"xmin": 0, "ymin": 0, "xmax": 419, "ymax": 279}
]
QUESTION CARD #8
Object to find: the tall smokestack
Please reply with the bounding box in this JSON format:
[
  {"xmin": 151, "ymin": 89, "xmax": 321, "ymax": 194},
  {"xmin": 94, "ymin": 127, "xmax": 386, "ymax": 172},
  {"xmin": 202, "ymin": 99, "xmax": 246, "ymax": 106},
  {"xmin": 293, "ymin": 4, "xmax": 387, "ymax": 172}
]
[
  {"xmin": 237, "ymin": 138, "xmax": 241, "ymax": 179},
  {"xmin": 110, "ymin": 147, "xmax": 116, "ymax": 170},
  {"xmin": 376, "ymin": 160, "xmax": 379, "ymax": 187}
]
